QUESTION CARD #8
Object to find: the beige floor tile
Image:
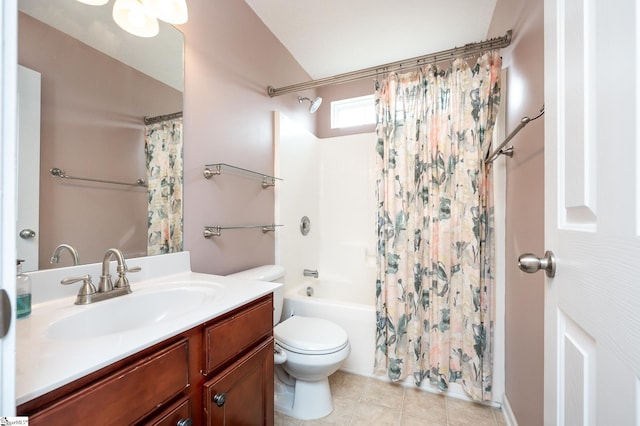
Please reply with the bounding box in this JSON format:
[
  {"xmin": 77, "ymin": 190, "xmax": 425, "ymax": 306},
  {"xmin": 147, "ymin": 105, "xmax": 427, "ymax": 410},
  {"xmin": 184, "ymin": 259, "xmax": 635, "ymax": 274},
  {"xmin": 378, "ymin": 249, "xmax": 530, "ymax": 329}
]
[
  {"xmin": 493, "ymin": 407, "xmax": 507, "ymax": 426},
  {"xmin": 400, "ymin": 413, "xmax": 448, "ymax": 426},
  {"xmin": 311, "ymin": 397, "xmax": 358, "ymax": 425},
  {"xmin": 329, "ymin": 370, "xmax": 370, "ymax": 401},
  {"xmin": 360, "ymin": 378, "xmax": 405, "ymax": 409},
  {"xmin": 446, "ymin": 398, "xmax": 497, "ymax": 426},
  {"xmin": 351, "ymin": 401, "xmax": 402, "ymax": 426},
  {"xmin": 402, "ymin": 388, "xmax": 448, "ymax": 423},
  {"xmin": 302, "ymin": 421, "xmax": 334, "ymax": 426},
  {"xmin": 275, "ymin": 410, "xmax": 303, "ymax": 426}
]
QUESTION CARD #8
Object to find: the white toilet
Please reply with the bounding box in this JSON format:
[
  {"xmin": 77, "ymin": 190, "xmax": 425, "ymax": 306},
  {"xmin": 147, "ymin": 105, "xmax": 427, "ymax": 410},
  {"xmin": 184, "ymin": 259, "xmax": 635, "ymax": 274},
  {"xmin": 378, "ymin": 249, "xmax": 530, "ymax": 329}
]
[{"xmin": 228, "ymin": 265, "xmax": 350, "ymax": 420}]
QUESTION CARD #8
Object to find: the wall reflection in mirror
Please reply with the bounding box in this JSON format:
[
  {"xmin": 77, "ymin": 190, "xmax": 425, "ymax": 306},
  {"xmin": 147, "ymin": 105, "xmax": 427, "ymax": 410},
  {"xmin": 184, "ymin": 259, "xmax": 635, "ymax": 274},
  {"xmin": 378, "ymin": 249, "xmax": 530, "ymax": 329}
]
[{"xmin": 17, "ymin": 0, "xmax": 184, "ymax": 272}]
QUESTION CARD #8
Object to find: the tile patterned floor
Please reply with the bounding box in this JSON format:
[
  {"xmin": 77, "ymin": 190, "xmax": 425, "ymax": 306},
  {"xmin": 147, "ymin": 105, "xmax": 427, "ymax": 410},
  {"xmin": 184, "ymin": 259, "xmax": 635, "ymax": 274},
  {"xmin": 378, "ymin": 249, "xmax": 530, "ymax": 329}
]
[{"xmin": 275, "ymin": 371, "xmax": 507, "ymax": 426}]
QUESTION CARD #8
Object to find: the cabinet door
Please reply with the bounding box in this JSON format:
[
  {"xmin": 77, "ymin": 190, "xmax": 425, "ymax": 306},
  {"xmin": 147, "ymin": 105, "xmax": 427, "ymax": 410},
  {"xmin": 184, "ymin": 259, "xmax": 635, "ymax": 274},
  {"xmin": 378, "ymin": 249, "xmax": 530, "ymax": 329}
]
[{"xmin": 204, "ymin": 338, "xmax": 274, "ymax": 426}]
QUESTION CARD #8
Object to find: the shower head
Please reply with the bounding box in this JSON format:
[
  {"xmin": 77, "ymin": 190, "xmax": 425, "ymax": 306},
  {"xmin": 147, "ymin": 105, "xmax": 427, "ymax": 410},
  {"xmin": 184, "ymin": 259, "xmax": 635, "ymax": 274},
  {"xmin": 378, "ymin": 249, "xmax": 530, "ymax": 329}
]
[{"xmin": 298, "ymin": 96, "xmax": 323, "ymax": 113}]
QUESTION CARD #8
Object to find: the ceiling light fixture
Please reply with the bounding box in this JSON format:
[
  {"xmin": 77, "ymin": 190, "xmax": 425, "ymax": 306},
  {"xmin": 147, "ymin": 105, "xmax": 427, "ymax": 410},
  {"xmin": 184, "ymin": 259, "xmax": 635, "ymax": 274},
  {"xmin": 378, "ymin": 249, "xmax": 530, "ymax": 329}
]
[
  {"xmin": 113, "ymin": 0, "xmax": 159, "ymax": 38},
  {"xmin": 76, "ymin": 0, "xmax": 110, "ymax": 5},
  {"xmin": 76, "ymin": 0, "xmax": 188, "ymax": 38},
  {"xmin": 142, "ymin": 0, "xmax": 188, "ymax": 24}
]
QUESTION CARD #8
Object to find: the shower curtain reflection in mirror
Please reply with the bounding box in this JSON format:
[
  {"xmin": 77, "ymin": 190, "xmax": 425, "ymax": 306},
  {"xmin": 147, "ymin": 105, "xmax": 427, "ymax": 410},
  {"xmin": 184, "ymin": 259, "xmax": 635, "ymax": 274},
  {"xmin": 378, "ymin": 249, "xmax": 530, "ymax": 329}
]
[
  {"xmin": 145, "ymin": 117, "xmax": 184, "ymax": 255},
  {"xmin": 374, "ymin": 51, "xmax": 501, "ymax": 401}
]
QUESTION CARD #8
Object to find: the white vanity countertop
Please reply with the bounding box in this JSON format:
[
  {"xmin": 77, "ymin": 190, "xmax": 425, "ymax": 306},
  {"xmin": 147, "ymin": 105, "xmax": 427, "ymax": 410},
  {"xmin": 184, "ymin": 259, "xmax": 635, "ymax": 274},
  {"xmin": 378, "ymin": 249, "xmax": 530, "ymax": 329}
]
[{"xmin": 16, "ymin": 270, "xmax": 279, "ymax": 405}]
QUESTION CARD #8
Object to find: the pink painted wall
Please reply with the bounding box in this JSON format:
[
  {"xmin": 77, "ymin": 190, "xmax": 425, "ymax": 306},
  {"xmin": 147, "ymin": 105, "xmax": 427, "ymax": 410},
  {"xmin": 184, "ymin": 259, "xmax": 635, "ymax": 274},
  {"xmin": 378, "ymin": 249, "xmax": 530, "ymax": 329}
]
[
  {"xmin": 18, "ymin": 12, "xmax": 182, "ymax": 269},
  {"xmin": 179, "ymin": 0, "xmax": 316, "ymax": 275},
  {"xmin": 488, "ymin": 0, "xmax": 545, "ymax": 424}
]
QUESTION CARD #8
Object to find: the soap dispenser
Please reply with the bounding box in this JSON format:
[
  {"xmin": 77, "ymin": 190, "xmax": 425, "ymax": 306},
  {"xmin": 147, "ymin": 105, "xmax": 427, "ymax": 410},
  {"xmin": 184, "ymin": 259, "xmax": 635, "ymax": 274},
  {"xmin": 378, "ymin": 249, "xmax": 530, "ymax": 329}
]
[{"xmin": 16, "ymin": 259, "xmax": 31, "ymax": 318}]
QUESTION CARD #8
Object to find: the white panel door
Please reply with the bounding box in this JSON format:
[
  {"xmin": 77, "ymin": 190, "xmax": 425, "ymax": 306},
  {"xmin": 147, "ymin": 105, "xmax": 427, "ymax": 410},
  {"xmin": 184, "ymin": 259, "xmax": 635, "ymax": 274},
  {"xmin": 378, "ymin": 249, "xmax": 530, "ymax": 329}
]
[
  {"xmin": 16, "ymin": 65, "xmax": 41, "ymax": 272},
  {"xmin": 0, "ymin": 0, "xmax": 18, "ymax": 416},
  {"xmin": 544, "ymin": 0, "xmax": 640, "ymax": 424}
]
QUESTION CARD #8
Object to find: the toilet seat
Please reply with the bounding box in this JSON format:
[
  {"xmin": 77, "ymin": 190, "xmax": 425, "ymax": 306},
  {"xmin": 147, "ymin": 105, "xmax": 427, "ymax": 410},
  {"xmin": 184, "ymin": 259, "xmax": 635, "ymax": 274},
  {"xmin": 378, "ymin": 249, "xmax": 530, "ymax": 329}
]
[{"xmin": 274, "ymin": 316, "xmax": 348, "ymax": 355}]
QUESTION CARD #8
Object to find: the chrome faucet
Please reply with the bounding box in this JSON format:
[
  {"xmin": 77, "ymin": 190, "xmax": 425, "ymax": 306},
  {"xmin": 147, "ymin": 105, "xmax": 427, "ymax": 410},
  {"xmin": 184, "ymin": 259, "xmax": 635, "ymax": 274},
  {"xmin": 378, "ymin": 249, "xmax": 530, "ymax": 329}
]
[
  {"xmin": 61, "ymin": 248, "xmax": 140, "ymax": 305},
  {"xmin": 303, "ymin": 269, "xmax": 319, "ymax": 278},
  {"xmin": 98, "ymin": 248, "xmax": 140, "ymax": 293},
  {"xmin": 50, "ymin": 243, "xmax": 80, "ymax": 266}
]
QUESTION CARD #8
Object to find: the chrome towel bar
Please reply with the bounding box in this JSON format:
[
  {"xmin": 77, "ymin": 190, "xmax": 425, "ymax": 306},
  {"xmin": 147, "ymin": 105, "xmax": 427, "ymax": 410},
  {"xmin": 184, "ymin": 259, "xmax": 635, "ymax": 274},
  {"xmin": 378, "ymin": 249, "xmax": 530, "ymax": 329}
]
[
  {"xmin": 50, "ymin": 168, "xmax": 147, "ymax": 188},
  {"xmin": 203, "ymin": 224, "xmax": 283, "ymax": 238},
  {"xmin": 485, "ymin": 105, "xmax": 545, "ymax": 164}
]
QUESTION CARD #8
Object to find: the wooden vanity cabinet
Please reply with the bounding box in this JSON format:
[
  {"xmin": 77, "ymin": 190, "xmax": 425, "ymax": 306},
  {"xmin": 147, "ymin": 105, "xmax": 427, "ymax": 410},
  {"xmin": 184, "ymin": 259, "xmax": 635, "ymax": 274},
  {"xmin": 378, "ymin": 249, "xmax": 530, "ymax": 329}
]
[
  {"xmin": 203, "ymin": 339, "xmax": 273, "ymax": 426},
  {"xmin": 17, "ymin": 294, "xmax": 274, "ymax": 426}
]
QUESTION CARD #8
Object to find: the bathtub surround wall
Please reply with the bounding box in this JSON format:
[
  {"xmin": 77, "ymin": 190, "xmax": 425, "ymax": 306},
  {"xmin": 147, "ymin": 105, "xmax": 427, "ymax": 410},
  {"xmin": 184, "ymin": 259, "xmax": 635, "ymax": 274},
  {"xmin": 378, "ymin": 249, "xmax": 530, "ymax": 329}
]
[
  {"xmin": 179, "ymin": 0, "xmax": 316, "ymax": 276},
  {"xmin": 275, "ymin": 112, "xmax": 376, "ymax": 292},
  {"xmin": 18, "ymin": 12, "xmax": 182, "ymax": 268},
  {"xmin": 273, "ymin": 112, "xmax": 320, "ymax": 285}
]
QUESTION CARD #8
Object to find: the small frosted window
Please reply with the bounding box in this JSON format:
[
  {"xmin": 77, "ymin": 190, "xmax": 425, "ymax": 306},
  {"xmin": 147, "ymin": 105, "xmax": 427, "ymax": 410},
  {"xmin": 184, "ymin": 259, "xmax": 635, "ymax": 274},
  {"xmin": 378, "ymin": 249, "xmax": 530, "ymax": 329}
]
[{"xmin": 330, "ymin": 95, "xmax": 375, "ymax": 129}]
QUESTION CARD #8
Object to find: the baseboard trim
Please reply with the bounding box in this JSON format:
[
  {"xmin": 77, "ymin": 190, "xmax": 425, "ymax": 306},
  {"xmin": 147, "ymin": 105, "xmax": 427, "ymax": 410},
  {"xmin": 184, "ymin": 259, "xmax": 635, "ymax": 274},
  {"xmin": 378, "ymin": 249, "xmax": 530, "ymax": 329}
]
[{"xmin": 501, "ymin": 393, "xmax": 518, "ymax": 426}]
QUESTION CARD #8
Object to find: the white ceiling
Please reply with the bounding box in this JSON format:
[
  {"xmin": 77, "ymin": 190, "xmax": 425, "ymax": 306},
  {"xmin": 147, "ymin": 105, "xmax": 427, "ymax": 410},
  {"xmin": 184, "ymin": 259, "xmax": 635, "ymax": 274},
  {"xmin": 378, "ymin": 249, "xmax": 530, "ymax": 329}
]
[{"xmin": 244, "ymin": 0, "xmax": 498, "ymax": 80}]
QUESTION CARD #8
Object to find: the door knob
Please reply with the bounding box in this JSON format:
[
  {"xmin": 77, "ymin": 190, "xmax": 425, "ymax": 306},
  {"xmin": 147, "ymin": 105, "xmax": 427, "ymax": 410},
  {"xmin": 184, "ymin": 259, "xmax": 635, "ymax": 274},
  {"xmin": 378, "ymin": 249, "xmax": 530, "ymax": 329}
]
[
  {"xmin": 0, "ymin": 289, "xmax": 11, "ymax": 339},
  {"xmin": 518, "ymin": 251, "xmax": 557, "ymax": 277},
  {"xmin": 19, "ymin": 229, "xmax": 36, "ymax": 239}
]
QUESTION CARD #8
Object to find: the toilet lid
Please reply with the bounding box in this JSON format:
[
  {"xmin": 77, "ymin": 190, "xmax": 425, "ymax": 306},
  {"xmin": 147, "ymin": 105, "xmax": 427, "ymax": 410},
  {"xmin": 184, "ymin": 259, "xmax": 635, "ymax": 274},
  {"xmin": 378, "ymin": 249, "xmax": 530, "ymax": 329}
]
[{"xmin": 274, "ymin": 316, "xmax": 349, "ymax": 355}]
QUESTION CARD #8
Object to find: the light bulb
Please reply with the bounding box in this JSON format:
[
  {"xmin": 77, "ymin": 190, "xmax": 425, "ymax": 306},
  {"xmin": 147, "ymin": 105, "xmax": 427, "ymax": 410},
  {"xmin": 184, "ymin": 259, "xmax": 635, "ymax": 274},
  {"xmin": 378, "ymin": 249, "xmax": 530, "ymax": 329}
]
[
  {"xmin": 113, "ymin": 0, "xmax": 159, "ymax": 38},
  {"xmin": 142, "ymin": 0, "xmax": 188, "ymax": 24},
  {"xmin": 127, "ymin": 8, "xmax": 147, "ymax": 28},
  {"xmin": 76, "ymin": 0, "xmax": 110, "ymax": 5}
]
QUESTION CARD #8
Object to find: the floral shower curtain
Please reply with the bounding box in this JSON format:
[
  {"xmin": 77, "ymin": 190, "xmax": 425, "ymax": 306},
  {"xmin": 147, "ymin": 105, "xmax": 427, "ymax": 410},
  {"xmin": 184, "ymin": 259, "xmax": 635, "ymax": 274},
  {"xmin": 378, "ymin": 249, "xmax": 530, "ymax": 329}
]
[
  {"xmin": 374, "ymin": 51, "xmax": 501, "ymax": 401},
  {"xmin": 145, "ymin": 117, "xmax": 184, "ymax": 255}
]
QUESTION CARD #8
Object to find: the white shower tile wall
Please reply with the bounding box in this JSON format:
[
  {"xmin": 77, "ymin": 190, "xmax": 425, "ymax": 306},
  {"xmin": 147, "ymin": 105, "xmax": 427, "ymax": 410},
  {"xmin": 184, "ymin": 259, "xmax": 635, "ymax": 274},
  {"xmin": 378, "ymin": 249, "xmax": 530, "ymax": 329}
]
[{"xmin": 275, "ymin": 111, "xmax": 377, "ymax": 295}]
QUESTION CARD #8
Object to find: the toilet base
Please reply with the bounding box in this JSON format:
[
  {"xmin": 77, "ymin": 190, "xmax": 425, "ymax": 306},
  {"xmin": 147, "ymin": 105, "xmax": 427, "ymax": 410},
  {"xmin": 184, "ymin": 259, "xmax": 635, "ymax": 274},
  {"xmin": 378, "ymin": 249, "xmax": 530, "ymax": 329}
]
[{"xmin": 274, "ymin": 374, "xmax": 334, "ymax": 420}]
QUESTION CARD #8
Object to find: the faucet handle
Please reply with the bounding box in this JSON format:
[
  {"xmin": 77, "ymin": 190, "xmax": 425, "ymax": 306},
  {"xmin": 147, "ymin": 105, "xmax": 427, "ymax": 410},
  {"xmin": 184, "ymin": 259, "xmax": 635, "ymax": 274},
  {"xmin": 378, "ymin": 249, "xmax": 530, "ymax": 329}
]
[
  {"xmin": 114, "ymin": 265, "xmax": 140, "ymax": 291},
  {"xmin": 61, "ymin": 274, "xmax": 97, "ymax": 304},
  {"xmin": 115, "ymin": 263, "xmax": 141, "ymax": 274}
]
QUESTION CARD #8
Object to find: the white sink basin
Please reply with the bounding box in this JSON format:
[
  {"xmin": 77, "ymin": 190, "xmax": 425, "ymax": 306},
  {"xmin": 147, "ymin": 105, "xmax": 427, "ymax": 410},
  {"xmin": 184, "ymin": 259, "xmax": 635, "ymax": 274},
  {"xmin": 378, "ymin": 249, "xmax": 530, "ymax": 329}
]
[{"xmin": 46, "ymin": 281, "xmax": 223, "ymax": 340}]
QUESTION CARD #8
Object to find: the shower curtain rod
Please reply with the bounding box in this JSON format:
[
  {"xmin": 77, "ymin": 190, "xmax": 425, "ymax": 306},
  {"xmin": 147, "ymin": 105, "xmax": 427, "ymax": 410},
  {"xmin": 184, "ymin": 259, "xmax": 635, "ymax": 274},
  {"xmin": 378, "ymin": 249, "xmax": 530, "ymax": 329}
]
[
  {"xmin": 143, "ymin": 111, "xmax": 183, "ymax": 125},
  {"xmin": 267, "ymin": 30, "xmax": 512, "ymax": 97},
  {"xmin": 484, "ymin": 105, "xmax": 545, "ymax": 164}
]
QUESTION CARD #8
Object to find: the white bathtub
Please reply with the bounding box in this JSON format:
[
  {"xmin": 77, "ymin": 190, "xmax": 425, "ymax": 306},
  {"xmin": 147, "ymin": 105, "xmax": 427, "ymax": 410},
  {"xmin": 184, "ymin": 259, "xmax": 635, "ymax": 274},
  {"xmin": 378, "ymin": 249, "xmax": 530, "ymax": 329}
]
[{"xmin": 281, "ymin": 279, "xmax": 376, "ymax": 377}]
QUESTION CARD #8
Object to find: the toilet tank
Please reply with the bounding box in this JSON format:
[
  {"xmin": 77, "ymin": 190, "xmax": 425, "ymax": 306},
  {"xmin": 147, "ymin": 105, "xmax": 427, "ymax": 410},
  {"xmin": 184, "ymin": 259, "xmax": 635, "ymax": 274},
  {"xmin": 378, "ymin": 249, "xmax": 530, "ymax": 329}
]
[{"xmin": 227, "ymin": 265, "xmax": 285, "ymax": 326}]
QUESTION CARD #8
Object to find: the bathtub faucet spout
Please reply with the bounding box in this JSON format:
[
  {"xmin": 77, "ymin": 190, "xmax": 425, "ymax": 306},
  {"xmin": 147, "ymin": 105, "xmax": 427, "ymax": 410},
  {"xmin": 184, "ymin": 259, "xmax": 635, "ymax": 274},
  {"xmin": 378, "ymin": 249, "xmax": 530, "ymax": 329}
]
[{"xmin": 303, "ymin": 269, "xmax": 319, "ymax": 278}]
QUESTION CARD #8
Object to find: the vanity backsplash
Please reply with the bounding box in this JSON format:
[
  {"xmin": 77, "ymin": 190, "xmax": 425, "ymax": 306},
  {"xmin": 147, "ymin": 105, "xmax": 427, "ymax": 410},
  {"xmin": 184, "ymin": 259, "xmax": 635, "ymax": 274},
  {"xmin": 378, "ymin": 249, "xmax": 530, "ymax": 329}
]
[{"xmin": 26, "ymin": 251, "xmax": 192, "ymax": 304}]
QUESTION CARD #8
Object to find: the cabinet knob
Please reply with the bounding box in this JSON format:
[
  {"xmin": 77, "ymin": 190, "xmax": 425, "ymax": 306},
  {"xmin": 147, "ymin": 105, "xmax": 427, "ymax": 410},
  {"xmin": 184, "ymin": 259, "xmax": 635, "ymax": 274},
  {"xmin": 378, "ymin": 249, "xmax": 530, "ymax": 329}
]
[
  {"xmin": 213, "ymin": 392, "xmax": 227, "ymax": 407},
  {"xmin": 176, "ymin": 419, "xmax": 192, "ymax": 426}
]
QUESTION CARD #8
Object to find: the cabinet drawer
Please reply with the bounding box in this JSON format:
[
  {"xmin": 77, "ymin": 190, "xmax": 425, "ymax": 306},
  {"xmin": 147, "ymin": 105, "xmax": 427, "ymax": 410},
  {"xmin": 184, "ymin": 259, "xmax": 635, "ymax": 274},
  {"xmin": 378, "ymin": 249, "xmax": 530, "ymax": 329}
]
[
  {"xmin": 140, "ymin": 397, "xmax": 191, "ymax": 426},
  {"xmin": 29, "ymin": 338, "xmax": 190, "ymax": 426},
  {"xmin": 204, "ymin": 295, "xmax": 272, "ymax": 375}
]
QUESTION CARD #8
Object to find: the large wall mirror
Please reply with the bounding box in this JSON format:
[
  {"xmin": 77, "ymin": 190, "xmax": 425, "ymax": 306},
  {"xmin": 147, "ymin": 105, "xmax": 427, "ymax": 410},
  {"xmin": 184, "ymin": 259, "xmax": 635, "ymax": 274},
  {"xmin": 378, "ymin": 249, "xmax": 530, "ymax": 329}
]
[{"xmin": 17, "ymin": 0, "xmax": 184, "ymax": 272}]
